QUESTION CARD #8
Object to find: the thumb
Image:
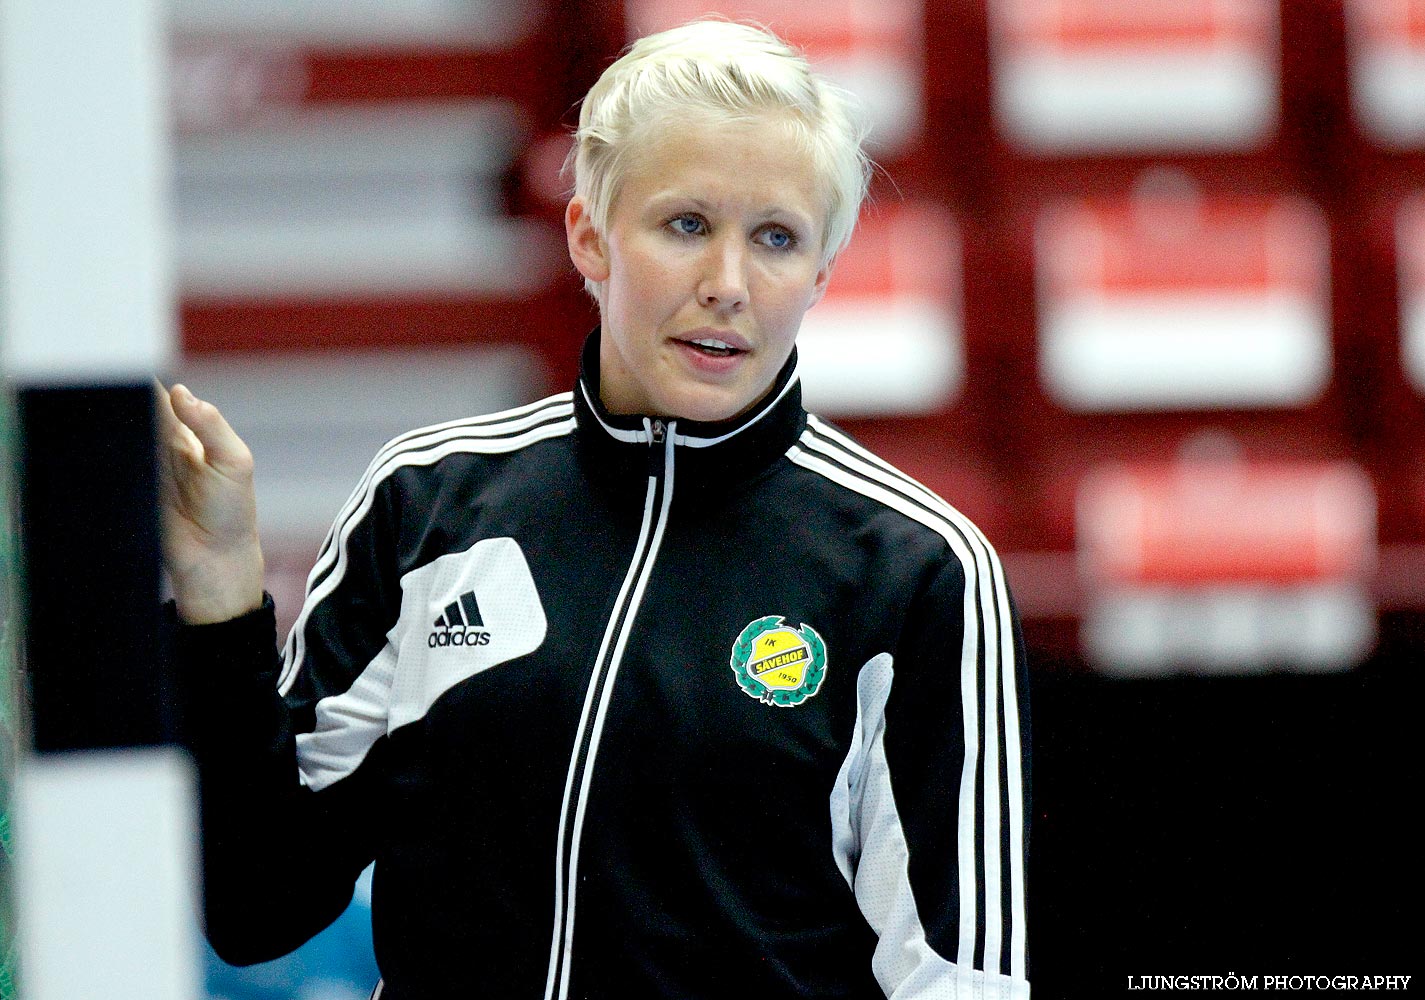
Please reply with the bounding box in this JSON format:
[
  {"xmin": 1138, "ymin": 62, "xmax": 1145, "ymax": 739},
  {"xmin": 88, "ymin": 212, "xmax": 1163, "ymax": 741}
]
[{"xmin": 168, "ymin": 384, "xmax": 252, "ymax": 476}]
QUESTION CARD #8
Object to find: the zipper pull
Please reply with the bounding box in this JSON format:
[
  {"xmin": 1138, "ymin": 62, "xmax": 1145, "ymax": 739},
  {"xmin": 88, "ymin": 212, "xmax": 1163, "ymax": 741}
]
[{"xmin": 648, "ymin": 418, "xmax": 667, "ymax": 476}]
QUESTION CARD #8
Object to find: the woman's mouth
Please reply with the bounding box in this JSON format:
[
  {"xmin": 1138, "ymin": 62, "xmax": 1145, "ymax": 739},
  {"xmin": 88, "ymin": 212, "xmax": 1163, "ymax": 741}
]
[
  {"xmin": 673, "ymin": 334, "xmax": 751, "ymax": 374},
  {"xmin": 686, "ymin": 337, "xmax": 743, "ymax": 357}
]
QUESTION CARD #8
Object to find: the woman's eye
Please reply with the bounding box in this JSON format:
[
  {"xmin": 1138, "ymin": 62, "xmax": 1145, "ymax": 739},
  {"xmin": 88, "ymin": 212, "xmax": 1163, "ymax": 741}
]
[
  {"xmin": 759, "ymin": 228, "xmax": 795, "ymax": 249},
  {"xmin": 670, "ymin": 215, "xmax": 705, "ymax": 236}
]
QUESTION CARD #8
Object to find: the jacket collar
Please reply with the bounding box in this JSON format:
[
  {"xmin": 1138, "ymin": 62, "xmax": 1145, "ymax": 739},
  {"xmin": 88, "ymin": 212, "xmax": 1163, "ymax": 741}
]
[{"xmin": 571, "ymin": 329, "xmax": 806, "ymax": 486}]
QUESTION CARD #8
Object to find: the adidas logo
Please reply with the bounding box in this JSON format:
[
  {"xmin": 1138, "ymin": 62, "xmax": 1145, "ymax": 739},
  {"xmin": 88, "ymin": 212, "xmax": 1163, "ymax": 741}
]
[{"xmin": 428, "ymin": 590, "xmax": 492, "ymax": 648}]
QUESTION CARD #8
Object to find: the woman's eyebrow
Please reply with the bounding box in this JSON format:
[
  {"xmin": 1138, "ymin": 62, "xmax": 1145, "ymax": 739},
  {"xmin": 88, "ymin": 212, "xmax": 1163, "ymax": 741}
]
[
  {"xmin": 644, "ymin": 191, "xmax": 709, "ymax": 210},
  {"xmin": 647, "ymin": 192, "xmax": 813, "ymax": 225}
]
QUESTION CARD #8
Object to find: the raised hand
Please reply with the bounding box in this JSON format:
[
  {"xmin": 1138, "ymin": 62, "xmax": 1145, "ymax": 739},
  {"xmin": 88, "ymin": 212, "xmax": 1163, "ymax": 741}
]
[{"xmin": 156, "ymin": 382, "xmax": 266, "ymax": 624}]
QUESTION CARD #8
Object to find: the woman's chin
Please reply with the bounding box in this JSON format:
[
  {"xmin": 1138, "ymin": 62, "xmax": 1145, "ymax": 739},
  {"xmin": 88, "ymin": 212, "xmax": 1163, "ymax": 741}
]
[{"xmin": 658, "ymin": 384, "xmax": 769, "ymax": 425}]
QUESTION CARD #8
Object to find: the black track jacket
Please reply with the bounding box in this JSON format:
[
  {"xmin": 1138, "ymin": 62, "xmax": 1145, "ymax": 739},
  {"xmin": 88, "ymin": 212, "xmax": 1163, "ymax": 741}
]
[{"xmin": 180, "ymin": 333, "xmax": 1032, "ymax": 999}]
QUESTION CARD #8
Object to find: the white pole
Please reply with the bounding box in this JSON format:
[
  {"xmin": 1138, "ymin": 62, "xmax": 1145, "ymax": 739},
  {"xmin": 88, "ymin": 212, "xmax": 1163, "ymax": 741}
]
[
  {"xmin": 0, "ymin": 1, "xmax": 198, "ymax": 999},
  {"xmin": 0, "ymin": 0, "xmax": 176, "ymax": 382}
]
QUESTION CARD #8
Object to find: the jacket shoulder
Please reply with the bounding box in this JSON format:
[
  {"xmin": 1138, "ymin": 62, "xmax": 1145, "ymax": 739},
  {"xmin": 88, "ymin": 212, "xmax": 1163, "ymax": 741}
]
[
  {"xmin": 358, "ymin": 392, "xmax": 577, "ymax": 488},
  {"xmin": 786, "ymin": 413, "xmax": 999, "ymax": 560}
]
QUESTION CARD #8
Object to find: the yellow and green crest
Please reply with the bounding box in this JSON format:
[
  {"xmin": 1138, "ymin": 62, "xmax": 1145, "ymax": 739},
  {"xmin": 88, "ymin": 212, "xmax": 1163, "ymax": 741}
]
[{"xmin": 729, "ymin": 616, "xmax": 827, "ymax": 707}]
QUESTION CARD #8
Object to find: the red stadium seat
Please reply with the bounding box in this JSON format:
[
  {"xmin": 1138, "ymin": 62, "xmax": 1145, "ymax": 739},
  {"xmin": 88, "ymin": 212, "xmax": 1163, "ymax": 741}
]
[
  {"xmin": 987, "ymin": 0, "xmax": 1280, "ymax": 155},
  {"xmin": 1034, "ymin": 186, "xmax": 1331, "ymax": 413},
  {"xmin": 800, "ymin": 201, "xmax": 963, "ymax": 418},
  {"xmin": 984, "ymin": 175, "xmax": 1373, "ymax": 669},
  {"xmin": 1075, "ymin": 452, "xmax": 1377, "ymax": 673},
  {"xmin": 1003, "ymin": 178, "xmax": 1351, "ymax": 544},
  {"xmin": 1346, "ymin": 0, "xmax": 1425, "ymax": 149}
]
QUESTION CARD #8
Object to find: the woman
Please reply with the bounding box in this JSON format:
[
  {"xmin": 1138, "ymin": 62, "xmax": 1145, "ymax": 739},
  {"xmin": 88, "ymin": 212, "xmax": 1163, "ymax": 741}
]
[{"xmin": 162, "ymin": 20, "xmax": 1031, "ymax": 1000}]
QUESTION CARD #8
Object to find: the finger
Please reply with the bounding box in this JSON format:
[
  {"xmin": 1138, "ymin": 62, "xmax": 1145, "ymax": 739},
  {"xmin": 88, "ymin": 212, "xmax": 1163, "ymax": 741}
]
[
  {"xmin": 153, "ymin": 382, "xmax": 199, "ymax": 520},
  {"xmin": 154, "ymin": 380, "xmax": 203, "ymax": 463},
  {"xmin": 154, "ymin": 379, "xmax": 188, "ymax": 442},
  {"xmin": 168, "ymin": 384, "xmax": 252, "ymax": 477}
]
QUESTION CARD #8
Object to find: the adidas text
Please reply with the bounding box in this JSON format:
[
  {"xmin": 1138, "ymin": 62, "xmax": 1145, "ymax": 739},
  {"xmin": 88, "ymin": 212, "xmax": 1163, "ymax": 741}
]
[{"xmin": 428, "ymin": 628, "xmax": 492, "ymax": 648}]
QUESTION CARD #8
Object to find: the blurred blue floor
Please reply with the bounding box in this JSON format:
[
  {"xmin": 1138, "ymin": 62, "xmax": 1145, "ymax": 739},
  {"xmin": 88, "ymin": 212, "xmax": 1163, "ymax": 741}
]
[{"xmin": 204, "ymin": 866, "xmax": 378, "ymax": 1000}]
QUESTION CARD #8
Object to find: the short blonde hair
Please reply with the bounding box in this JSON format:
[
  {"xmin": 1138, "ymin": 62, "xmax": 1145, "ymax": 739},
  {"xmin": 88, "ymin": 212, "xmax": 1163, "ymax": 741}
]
[{"xmin": 569, "ymin": 20, "xmax": 871, "ymax": 271}]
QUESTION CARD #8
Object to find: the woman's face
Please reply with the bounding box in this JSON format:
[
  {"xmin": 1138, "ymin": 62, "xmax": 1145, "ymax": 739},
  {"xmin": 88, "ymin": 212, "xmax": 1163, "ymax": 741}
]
[{"xmin": 566, "ymin": 114, "xmax": 833, "ymax": 423}]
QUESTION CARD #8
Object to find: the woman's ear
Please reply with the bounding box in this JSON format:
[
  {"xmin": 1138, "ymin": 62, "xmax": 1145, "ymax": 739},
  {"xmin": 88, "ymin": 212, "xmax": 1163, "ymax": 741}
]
[
  {"xmin": 807, "ymin": 253, "xmax": 836, "ymax": 309},
  {"xmin": 565, "ymin": 196, "xmax": 610, "ymax": 284}
]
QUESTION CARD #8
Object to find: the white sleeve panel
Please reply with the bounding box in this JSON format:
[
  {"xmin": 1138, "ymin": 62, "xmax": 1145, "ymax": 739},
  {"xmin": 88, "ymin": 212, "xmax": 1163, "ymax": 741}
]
[
  {"xmin": 832, "ymin": 657, "xmax": 1030, "ymax": 1000},
  {"xmin": 296, "ymin": 640, "xmax": 397, "ymax": 791},
  {"xmin": 830, "ymin": 652, "xmax": 896, "ymax": 887}
]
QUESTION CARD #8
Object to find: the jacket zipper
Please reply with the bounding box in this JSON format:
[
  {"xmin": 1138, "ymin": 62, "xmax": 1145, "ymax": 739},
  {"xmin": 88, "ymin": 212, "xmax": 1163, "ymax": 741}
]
[{"xmin": 545, "ymin": 417, "xmax": 674, "ymax": 1000}]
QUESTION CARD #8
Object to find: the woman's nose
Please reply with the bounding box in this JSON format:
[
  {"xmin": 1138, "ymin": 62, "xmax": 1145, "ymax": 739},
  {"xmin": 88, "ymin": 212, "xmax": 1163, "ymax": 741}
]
[{"xmin": 697, "ymin": 239, "xmax": 748, "ymax": 312}]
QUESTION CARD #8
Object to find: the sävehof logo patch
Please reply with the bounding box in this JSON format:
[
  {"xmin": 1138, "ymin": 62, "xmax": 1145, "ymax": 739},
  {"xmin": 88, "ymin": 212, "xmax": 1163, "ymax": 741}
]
[{"xmin": 729, "ymin": 616, "xmax": 827, "ymax": 707}]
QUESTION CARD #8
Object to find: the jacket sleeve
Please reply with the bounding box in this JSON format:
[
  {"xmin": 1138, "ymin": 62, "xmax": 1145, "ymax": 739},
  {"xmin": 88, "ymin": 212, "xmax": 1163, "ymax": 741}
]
[
  {"xmin": 179, "ymin": 467, "xmax": 405, "ymax": 966},
  {"xmin": 852, "ymin": 531, "xmax": 1031, "ymax": 999},
  {"xmin": 178, "ymin": 598, "xmax": 379, "ymax": 965}
]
